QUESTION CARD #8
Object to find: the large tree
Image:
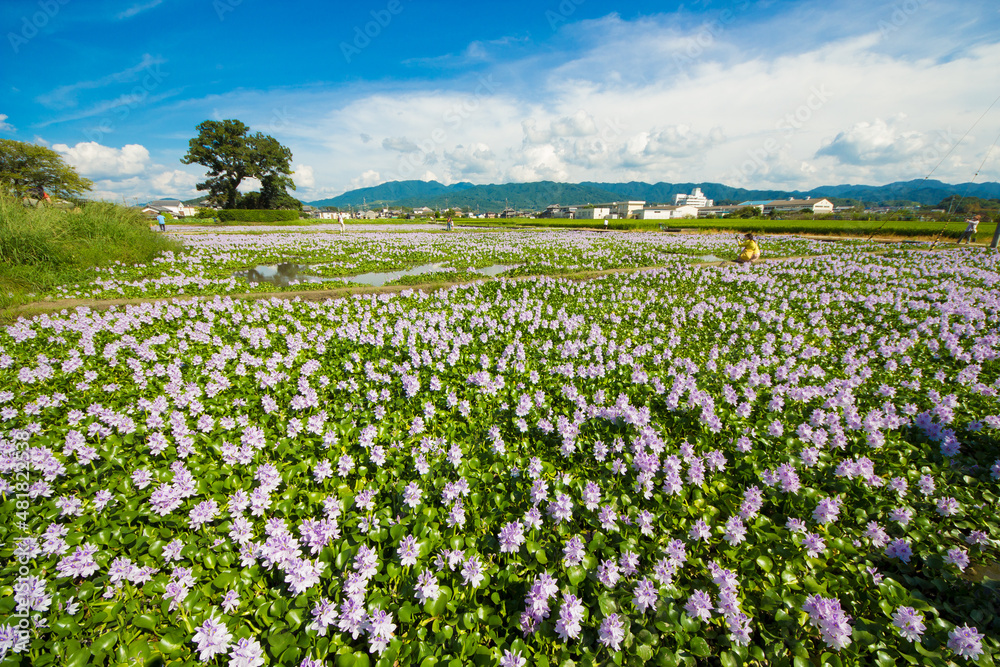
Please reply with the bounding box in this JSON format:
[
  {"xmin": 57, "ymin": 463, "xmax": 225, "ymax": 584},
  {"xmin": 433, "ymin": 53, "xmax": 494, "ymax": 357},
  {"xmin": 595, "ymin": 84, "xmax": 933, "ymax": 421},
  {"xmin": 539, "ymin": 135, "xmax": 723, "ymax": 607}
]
[
  {"xmin": 0, "ymin": 139, "xmax": 92, "ymax": 200},
  {"xmin": 181, "ymin": 119, "xmax": 296, "ymax": 209}
]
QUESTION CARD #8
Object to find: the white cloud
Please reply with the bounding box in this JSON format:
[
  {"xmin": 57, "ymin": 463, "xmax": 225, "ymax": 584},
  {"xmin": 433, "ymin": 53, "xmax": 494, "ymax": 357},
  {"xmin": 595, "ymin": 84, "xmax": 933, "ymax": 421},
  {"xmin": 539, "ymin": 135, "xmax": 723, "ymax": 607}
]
[
  {"xmin": 0, "ymin": 114, "xmax": 13, "ymax": 132},
  {"xmin": 68, "ymin": 0, "xmax": 1000, "ymax": 201},
  {"xmin": 293, "ymin": 164, "xmax": 315, "ymax": 189},
  {"xmin": 37, "ymin": 54, "xmax": 166, "ymax": 109},
  {"xmin": 117, "ymin": 0, "xmax": 163, "ymax": 20},
  {"xmin": 149, "ymin": 169, "xmax": 200, "ymax": 195},
  {"xmin": 52, "ymin": 142, "xmax": 151, "ymax": 179},
  {"xmin": 348, "ymin": 170, "xmax": 382, "ymax": 190},
  {"xmin": 816, "ymin": 116, "xmax": 926, "ymax": 165}
]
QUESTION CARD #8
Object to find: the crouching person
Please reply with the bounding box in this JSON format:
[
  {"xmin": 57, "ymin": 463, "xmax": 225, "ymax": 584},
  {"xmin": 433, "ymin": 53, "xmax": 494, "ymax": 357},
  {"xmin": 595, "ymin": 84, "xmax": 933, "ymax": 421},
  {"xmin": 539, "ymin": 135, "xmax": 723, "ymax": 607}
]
[{"xmin": 737, "ymin": 233, "xmax": 760, "ymax": 263}]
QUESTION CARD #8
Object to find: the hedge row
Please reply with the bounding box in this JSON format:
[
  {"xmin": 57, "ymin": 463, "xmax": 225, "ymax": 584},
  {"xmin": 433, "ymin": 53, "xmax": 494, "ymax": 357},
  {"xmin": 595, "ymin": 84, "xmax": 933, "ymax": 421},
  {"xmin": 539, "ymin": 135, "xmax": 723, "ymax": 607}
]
[{"xmin": 217, "ymin": 209, "xmax": 299, "ymax": 222}]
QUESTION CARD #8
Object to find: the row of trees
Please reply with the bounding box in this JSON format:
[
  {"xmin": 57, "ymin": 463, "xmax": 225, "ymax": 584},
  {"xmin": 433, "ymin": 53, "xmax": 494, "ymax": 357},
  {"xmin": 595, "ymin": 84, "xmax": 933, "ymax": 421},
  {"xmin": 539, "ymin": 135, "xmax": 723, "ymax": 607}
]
[{"xmin": 181, "ymin": 119, "xmax": 298, "ymax": 210}]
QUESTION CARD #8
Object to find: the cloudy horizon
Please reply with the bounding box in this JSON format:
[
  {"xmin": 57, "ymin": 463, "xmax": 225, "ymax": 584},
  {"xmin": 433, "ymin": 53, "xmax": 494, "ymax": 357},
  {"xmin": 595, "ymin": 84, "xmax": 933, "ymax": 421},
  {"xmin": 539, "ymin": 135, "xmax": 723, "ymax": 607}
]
[{"xmin": 4, "ymin": 0, "xmax": 1000, "ymax": 203}]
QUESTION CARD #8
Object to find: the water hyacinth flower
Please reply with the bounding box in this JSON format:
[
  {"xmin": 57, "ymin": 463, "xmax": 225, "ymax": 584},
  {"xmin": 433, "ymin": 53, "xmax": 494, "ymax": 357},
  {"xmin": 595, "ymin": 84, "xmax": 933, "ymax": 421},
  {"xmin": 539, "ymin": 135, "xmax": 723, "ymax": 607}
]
[
  {"xmin": 398, "ymin": 535, "xmax": 419, "ymax": 566},
  {"xmin": 885, "ymin": 538, "xmax": 913, "ymax": 563},
  {"xmin": 554, "ymin": 593, "xmax": 585, "ymax": 642},
  {"xmin": 633, "ymin": 578, "xmax": 658, "ymax": 613},
  {"xmin": 414, "ymin": 569, "xmax": 440, "ymax": 603},
  {"xmin": 685, "ymin": 590, "xmax": 713, "ymax": 621},
  {"xmin": 948, "ymin": 625, "xmax": 985, "ymax": 660},
  {"xmin": 498, "ymin": 521, "xmax": 525, "ymax": 554},
  {"xmin": 944, "ymin": 547, "xmax": 970, "ymax": 572},
  {"xmin": 192, "ymin": 614, "xmax": 232, "ymax": 662},
  {"xmin": 802, "ymin": 595, "xmax": 853, "ymax": 650},
  {"xmin": 228, "ymin": 636, "xmax": 266, "ymax": 667},
  {"xmin": 599, "ymin": 613, "xmax": 626, "ymax": 651},
  {"xmin": 891, "ymin": 606, "xmax": 925, "ymax": 642},
  {"xmin": 500, "ymin": 648, "xmax": 527, "ymax": 667}
]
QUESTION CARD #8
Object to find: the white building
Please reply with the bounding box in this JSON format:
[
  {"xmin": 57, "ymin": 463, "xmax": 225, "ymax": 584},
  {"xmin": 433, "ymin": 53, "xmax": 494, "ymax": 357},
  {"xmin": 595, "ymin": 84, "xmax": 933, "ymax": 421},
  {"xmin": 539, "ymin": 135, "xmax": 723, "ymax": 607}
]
[
  {"xmin": 636, "ymin": 204, "xmax": 700, "ymax": 220},
  {"xmin": 144, "ymin": 199, "xmax": 197, "ymax": 218},
  {"xmin": 674, "ymin": 188, "xmax": 713, "ymax": 208},
  {"xmin": 575, "ymin": 205, "xmax": 615, "ymax": 219},
  {"xmin": 764, "ymin": 198, "xmax": 834, "ymax": 215},
  {"xmin": 613, "ymin": 201, "xmax": 647, "ymax": 218}
]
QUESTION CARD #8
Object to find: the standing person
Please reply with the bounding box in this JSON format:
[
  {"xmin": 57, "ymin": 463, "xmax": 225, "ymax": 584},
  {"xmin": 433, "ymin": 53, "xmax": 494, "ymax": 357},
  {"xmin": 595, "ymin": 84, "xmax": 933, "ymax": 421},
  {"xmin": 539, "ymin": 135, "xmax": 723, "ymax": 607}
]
[
  {"xmin": 446, "ymin": 216, "xmax": 453, "ymax": 231},
  {"xmin": 736, "ymin": 232, "xmax": 760, "ymax": 263},
  {"xmin": 957, "ymin": 215, "xmax": 981, "ymax": 244},
  {"xmin": 604, "ymin": 219, "xmax": 609, "ymax": 232},
  {"xmin": 156, "ymin": 212, "xmax": 166, "ymax": 232},
  {"xmin": 338, "ymin": 212, "xmax": 345, "ymax": 233}
]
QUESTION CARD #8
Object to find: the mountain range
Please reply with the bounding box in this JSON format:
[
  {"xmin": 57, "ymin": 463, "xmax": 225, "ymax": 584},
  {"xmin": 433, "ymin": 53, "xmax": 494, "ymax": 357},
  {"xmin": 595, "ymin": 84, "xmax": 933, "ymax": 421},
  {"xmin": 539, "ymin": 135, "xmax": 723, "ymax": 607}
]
[{"xmin": 302, "ymin": 178, "xmax": 1000, "ymax": 212}]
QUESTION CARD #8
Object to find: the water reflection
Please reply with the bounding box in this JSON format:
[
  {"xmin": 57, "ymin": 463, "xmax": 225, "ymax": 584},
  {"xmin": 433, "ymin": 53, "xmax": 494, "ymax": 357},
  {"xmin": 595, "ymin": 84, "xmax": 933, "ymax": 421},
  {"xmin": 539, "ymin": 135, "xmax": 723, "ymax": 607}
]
[
  {"xmin": 233, "ymin": 263, "xmax": 328, "ymax": 287},
  {"xmin": 235, "ymin": 262, "xmax": 522, "ymax": 288}
]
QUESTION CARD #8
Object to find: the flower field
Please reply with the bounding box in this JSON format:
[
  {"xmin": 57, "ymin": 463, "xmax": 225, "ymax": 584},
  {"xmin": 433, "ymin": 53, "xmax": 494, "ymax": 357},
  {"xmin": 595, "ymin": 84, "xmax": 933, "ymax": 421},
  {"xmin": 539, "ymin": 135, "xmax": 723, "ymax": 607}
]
[
  {"xmin": 2, "ymin": 230, "xmax": 999, "ymax": 667},
  {"xmin": 48, "ymin": 229, "xmax": 909, "ymax": 302}
]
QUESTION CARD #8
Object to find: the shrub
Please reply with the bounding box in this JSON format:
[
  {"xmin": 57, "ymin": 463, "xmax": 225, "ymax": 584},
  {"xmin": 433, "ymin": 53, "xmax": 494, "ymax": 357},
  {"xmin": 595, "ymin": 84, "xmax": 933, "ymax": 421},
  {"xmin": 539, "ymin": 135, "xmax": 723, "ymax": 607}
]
[{"xmin": 218, "ymin": 209, "xmax": 299, "ymax": 222}]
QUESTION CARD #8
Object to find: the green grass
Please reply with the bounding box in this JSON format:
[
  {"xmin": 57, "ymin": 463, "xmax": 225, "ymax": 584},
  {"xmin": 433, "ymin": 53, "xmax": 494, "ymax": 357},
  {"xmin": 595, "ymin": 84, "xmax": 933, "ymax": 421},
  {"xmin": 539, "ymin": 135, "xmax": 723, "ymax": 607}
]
[
  {"xmin": 451, "ymin": 216, "xmax": 990, "ymax": 239},
  {"xmin": 0, "ymin": 195, "xmax": 183, "ymax": 311}
]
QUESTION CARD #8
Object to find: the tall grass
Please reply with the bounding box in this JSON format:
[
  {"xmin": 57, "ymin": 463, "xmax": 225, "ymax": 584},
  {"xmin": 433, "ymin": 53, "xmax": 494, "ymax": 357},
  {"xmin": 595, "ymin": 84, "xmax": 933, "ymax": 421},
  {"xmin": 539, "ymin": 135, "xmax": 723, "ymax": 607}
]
[{"xmin": 0, "ymin": 196, "xmax": 182, "ymax": 311}]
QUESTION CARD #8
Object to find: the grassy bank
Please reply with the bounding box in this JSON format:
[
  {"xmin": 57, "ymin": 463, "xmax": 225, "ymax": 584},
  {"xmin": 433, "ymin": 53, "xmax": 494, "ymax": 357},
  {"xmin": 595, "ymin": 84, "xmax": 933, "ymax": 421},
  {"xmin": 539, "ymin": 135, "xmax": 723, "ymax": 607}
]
[
  {"xmin": 454, "ymin": 216, "xmax": 991, "ymax": 239},
  {"xmin": 0, "ymin": 195, "xmax": 183, "ymax": 311}
]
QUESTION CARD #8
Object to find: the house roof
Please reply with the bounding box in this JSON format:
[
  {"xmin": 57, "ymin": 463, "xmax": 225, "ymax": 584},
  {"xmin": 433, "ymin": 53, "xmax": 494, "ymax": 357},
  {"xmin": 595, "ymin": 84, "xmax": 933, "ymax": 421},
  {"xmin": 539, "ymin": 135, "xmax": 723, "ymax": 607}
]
[{"xmin": 767, "ymin": 198, "xmax": 831, "ymax": 206}]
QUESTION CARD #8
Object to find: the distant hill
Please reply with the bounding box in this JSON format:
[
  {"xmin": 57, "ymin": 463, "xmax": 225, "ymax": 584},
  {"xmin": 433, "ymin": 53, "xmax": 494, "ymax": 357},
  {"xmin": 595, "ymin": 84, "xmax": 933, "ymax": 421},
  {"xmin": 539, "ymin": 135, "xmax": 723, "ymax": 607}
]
[
  {"xmin": 307, "ymin": 178, "xmax": 1000, "ymax": 212},
  {"xmin": 309, "ymin": 180, "xmax": 475, "ymax": 208}
]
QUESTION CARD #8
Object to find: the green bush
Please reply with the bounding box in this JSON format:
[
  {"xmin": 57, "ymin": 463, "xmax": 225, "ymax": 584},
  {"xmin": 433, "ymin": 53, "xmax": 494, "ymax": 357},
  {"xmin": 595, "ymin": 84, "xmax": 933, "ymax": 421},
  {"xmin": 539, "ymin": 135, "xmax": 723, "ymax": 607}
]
[
  {"xmin": 0, "ymin": 195, "xmax": 181, "ymax": 308},
  {"xmin": 218, "ymin": 209, "xmax": 299, "ymax": 222}
]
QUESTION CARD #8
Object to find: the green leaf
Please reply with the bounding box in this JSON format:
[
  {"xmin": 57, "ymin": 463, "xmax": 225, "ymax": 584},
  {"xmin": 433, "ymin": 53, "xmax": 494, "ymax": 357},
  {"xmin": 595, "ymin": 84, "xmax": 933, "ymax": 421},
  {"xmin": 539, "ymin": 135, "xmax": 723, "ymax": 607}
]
[
  {"xmin": 756, "ymin": 555, "xmax": 773, "ymax": 572},
  {"xmin": 689, "ymin": 637, "xmax": 710, "ymax": 658}
]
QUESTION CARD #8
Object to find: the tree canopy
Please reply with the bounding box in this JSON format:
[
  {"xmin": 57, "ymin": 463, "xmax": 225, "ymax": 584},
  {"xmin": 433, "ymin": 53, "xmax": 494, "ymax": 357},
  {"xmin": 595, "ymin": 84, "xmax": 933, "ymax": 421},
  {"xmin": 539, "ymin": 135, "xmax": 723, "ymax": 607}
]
[
  {"xmin": 0, "ymin": 139, "xmax": 93, "ymax": 201},
  {"xmin": 180, "ymin": 119, "xmax": 297, "ymax": 209}
]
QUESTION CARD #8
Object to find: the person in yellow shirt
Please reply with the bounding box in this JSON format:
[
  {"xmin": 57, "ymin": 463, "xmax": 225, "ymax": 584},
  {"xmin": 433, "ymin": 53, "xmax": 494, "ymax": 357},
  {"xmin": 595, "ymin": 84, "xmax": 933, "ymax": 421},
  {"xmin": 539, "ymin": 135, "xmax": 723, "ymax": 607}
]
[{"xmin": 737, "ymin": 232, "xmax": 760, "ymax": 263}]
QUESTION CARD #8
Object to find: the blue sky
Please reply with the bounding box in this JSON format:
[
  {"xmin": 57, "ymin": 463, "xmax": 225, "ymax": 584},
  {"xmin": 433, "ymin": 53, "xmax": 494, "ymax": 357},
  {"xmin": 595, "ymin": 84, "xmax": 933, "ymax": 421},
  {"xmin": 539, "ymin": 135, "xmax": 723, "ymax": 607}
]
[{"xmin": 3, "ymin": 0, "xmax": 1000, "ymax": 203}]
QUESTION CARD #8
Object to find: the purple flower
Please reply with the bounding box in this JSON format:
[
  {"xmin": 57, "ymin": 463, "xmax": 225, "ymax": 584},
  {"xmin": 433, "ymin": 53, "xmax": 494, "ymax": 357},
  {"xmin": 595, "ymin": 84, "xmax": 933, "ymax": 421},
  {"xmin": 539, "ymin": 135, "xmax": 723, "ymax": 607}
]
[
  {"xmin": 802, "ymin": 533, "xmax": 826, "ymax": 558},
  {"xmin": 192, "ymin": 614, "xmax": 232, "ymax": 662},
  {"xmin": 812, "ymin": 496, "xmax": 842, "ymax": 525},
  {"xmin": 889, "ymin": 507, "xmax": 913, "ymax": 527},
  {"xmin": 13, "ymin": 575, "xmax": 50, "ymax": 614},
  {"xmin": 498, "ymin": 521, "xmax": 525, "ymax": 554},
  {"xmin": 599, "ymin": 613, "xmax": 626, "ymax": 651},
  {"xmin": 598, "ymin": 504, "xmax": 619, "ymax": 531},
  {"xmin": 885, "ymin": 538, "xmax": 913, "ymax": 563},
  {"xmin": 398, "ymin": 535, "xmax": 419, "ymax": 566},
  {"xmin": 55, "ymin": 544, "xmax": 100, "ymax": 579},
  {"xmin": 554, "ymin": 593, "xmax": 585, "ymax": 641},
  {"xmin": 403, "ymin": 482, "xmax": 423, "ymax": 508},
  {"xmin": 891, "ymin": 606, "xmax": 925, "ymax": 643},
  {"xmin": 936, "ymin": 497, "xmax": 960, "ymax": 517},
  {"xmin": 548, "ymin": 493, "xmax": 573, "ymax": 523},
  {"xmin": 366, "ymin": 606, "xmax": 396, "ymax": 655},
  {"xmin": 633, "ymin": 578, "xmax": 658, "ymax": 613},
  {"xmin": 768, "ymin": 420, "xmax": 784, "ymax": 437},
  {"xmin": 229, "ymin": 636, "xmax": 265, "ymax": 667},
  {"xmin": 689, "ymin": 519, "xmax": 711, "ymax": 542},
  {"xmin": 685, "ymin": 590, "xmax": 713, "ymax": 621},
  {"xmin": 723, "ymin": 516, "xmax": 747, "ymax": 546},
  {"xmin": 461, "ymin": 555, "xmax": 485, "ymax": 588},
  {"xmin": 597, "ymin": 559, "xmax": 620, "ymax": 588},
  {"xmin": 948, "ymin": 624, "xmax": 984, "ymax": 660},
  {"xmin": 563, "ymin": 536, "xmax": 585, "ymax": 567},
  {"xmin": 802, "ymin": 594, "xmax": 853, "ymax": 650},
  {"xmin": 189, "ymin": 498, "xmax": 219, "ymax": 530},
  {"xmin": 222, "ymin": 590, "xmax": 240, "ymax": 614},
  {"xmin": 414, "ymin": 569, "xmax": 440, "ymax": 602},
  {"xmin": 944, "ymin": 547, "xmax": 970, "ymax": 572},
  {"xmin": 500, "ymin": 648, "xmax": 527, "ymax": 667}
]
